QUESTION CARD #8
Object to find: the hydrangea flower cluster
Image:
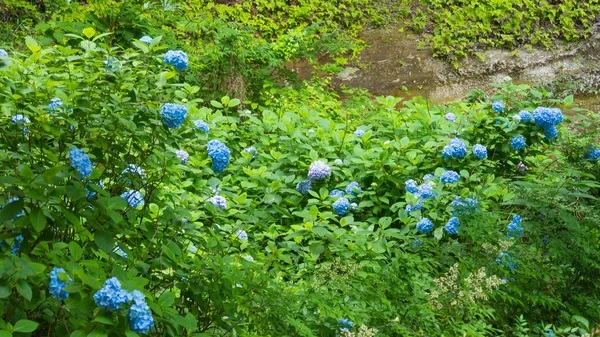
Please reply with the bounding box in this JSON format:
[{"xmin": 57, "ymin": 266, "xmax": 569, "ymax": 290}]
[
  {"xmin": 48, "ymin": 98, "xmax": 64, "ymax": 111},
  {"xmin": 423, "ymin": 174, "xmax": 434, "ymax": 181},
  {"xmin": 333, "ymin": 197, "xmax": 350, "ymax": 215},
  {"xmin": 237, "ymin": 230, "xmax": 248, "ymax": 240},
  {"xmin": 511, "ymin": 136, "xmax": 526, "ymax": 151},
  {"xmin": 104, "ymin": 58, "xmax": 122, "ymax": 70},
  {"xmin": 208, "ymin": 195, "xmax": 227, "ymax": 209},
  {"xmin": 533, "ymin": 107, "xmax": 563, "ymax": 140},
  {"xmin": 0, "ymin": 49, "xmax": 7, "ymax": 57},
  {"xmin": 334, "ymin": 159, "xmax": 343, "ymax": 166},
  {"xmin": 69, "ymin": 148, "xmax": 93, "ymax": 178},
  {"xmin": 160, "ymin": 103, "xmax": 187, "ymax": 128},
  {"xmin": 10, "ymin": 235, "xmax": 23, "ymax": 255},
  {"xmin": 507, "ymin": 215, "xmax": 523, "ymax": 238},
  {"xmin": 122, "ymin": 164, "xmax": 146, "ymax": 180},
  {"xmin": 121, "ymin": 190, "xmax": 144, "ymax": 208},
  {"xmin": 296, "ymin": 179, "xmax": 311, "ymax": 195},
  {"xmin": 416, "ymin": 183, "xmax": 436, "ymax": 199},
  {"xmin": 307, "ymin": 160, "xmax": 331, "ymax": 180},
  {"xmin": 207, "ymin": 140, "xmax": 230, "ymax": 173},
  {"xmin": 492, "ymin": 101, "xmax": 504, "ymax": 113},
  {"xmin": 243, "ymin": 146, "xmax": 258, "ymax": 159},
  {"xmin": 330, "ymin": 189, "xmax": 345, "ymax": 198},
  {"xmin": 114, "ymin": 246, "xmax": 128, "ymax": 258},
  {"xmin": 11, "ymin": 114, "xmax": 30, "ymax": 135},
  {"xmin": 338, "ymin": 318, "xmax": 353, "ymax": 332},
  {"xmin": 354, "ymin": 129, "xmax": 365, "ymax": 137},
  {"xmin": 442, "ymin": 138, "xmax": 467, "ymax": 159},
  {"xmin": 444, "ymin": 217, "xmax": 460, "ymax": 235},
  {"xmin": 584, "ymin": 146, "xmax": 600, "ymax": 161},
  {"xmin": 472, "ymin": 144, "xmax": 487, "ymax": 159},
  {"xmin": 93, "ymin": 278, "xmax": 129, "ymax": 311},
  {"xmin": 345, "ymin": 181, "xmax": 361, "ymax": 198},
  {"xmin": 164, "ymin": 50, "xmax": 189, "ymax": 71},
  {"xmin": 405, "ymin": 199, "xmax": 424, "ymax": 214},
  {"xmin": 176, "ymin": 149, "xmax": 189, "ymax": 164},
  {"xmin": 417, "ymin": 218, "xmax": 434, "ymax": 233},
  {"xmin": 405, "ymin": 179, "xmax": 418, "ymax": 193},
  {"xmin": 440, "ymin": 170, "xmax": 460, "ymax": 184},
  {"xmin": 518, "ymin": 110, "xmax": 532, "ymax": 122},
  {"xmin": 444, "ymin": 113, "xmax": 456, "ymax": 122},
  {"xmin": 49, "ymin": 267, "xmax": 72, "ymax": 301},
  {"xmin": 128, "ymin": 291, "xmax": 154, "ymax": 334},
  {"xmin": 452, "ymin": 196, "xmax": 478, "ymax": 216},
  {"xmin": 194, "ymin": 120, "xmax": 209, "ymax": 133},
  {"xmin": 139, "ymin": 36, "xmax": 153, "ymax": 44}
]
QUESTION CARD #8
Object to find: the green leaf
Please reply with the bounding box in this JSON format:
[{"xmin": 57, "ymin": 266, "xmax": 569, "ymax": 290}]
[
  {"xmin": 25, "ymin": 36, "xmax": 41, "ymax": 53},
  {"xmin": 69, "ymin": 242, "xmax": 83, "ymax": 261},
  {"xmin": 0, "ymin": 330, "xmax": 12, "ymax": 337},
  {"xmin": 563, "ymin": 94, "xmax": 574, "ymax": 106},
  {"xmin": 572, "ymin": 315, "xmax": 589, "ymax": 328},
  {"xmin": 87, "ymin": 331, "xmax": 107, "ymax": 337},
  {"xmin": 0, "ymin": 280, "xmax": 11, "ymax": 298},
  {"xmin": 210, "ymin": 100, "xmax": 223, "ymax": 109},
  {"xmin": 16, "ymin": 280, "xmax": 32, "ymax": 301},
  {"xmin": 92, "ymin": 315, "xmax": 115, "ymax": 325},
  {"xmin": 30, "ymin": 209, "xmax": 47, "ymax": 232},
  {"xmin": 378, "ymin": 217, "xmax": 392, "ymax": 229},
  {"xmin": 0, "ymin": 199, "xmax": 23, "ymax": 222},
  {"xmin": 228, "ymin": 98, "xmax": 241, "ymax": 107},
  {"xmin": 82, "ymin": 27, "xmax": 96, "ymax": 39},
  {"xmin": 70, "ymin": 330, "xmax": 86, "ymax": 337},
  {"xmin": 13, "ymin": 320, "xmax": 38, "ymax": 333},
  {"xmin": 309, "ymin": 243, "xmax": 325, "ymax": 257},
  {"xmin": 94, "ymin": 231, "xmax": 114, "ymax": 254},
  {"xmin": 434, "ymin": 227, "xmax": 443, "ymax": 241},
  {"xmin": 158, "ymin": 291, "xmax": 175, "ymax": 307}
]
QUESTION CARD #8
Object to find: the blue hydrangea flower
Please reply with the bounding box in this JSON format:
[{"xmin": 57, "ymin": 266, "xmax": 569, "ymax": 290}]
[
  {"xmin": 188, "ymin": 244, "xmax": 197, "ymax": 253},
  {"xmin": 533, "ymin": 106, "xmax": 563, "ymax": 127},
  {"xmin": 518, "ymin": 110, "xmax": 532, "ymax": 122},
  {"xmin": 333, "ymin": 197, "xmax": 350, "ymax": 215},
  {"xmin": 164, "ymin": 50, "xmax": 189, "ymax": 71},
  {"xmin": 93, "ymin": 277, "xmax": 129, "ymax": 311},
  {"xmin": 405, "ymin": 199, "xmax": 424, "ymax": 214},
  {"xmin": 236, "ymin": 230, "xmax": 248, "ymax": 240},
  {"xmin": 296, "ymin": 179, "xmax": 311, "ymax": 195},
  {"xmin": 338, "ymin": 318, "xmax": 353, "ymax": 331},
  {"xmin": 127, "ymin": 290, "xmax": 146, "ymax": 305},
  {"xmin": 549, "ymin": 108, "xmax": 563, "ymax": 125},
  {"xmin": 547, "ymin": 330, "xmax": 556, "ymax": 337},
  {"xmin": 472, "ymin": 144, "xmax": 488, "ymax": 159},
  {"xmin": 114, "ymin": 246, "xmax": 128, "ymax": 258},
  {"xmin": 584, "ymin": 146, "xmax": 600, "ymax": 161},
  {"xmin": 405, "ymin": 179, "xmax": 418, "ymax": 193},
  {"xmin": 176, "ymin": 149, "xmax": 189, "ymax": 164},
  {"xmin": 444, "ymin": 217, "xmax": 460, "ymax": 235},
  {"xmin": 129, "ymin": 301, "xmax": 154, "ymax": 334},
  {"xmin": 69, "ymin": 148, "xmax": 93, "ymax": 178},
  {"xmin": 334, "ymin": 159, "xmax": 343, "ymax": 166},
  {"xmin": 121, "ymin": 190, "xmax": 144, "ymax": 208},
  {"xmin": 308, "ymin": 160, "xmax": 331, "ymax": 180},
  {"xmin": 452, "ymin": 196, "xmax": 478, "ymax": 216},
  {"xmin": 122, "ymin": 164, "xmax": 146, "ymax": 179},
  {"xmin": 49, "ymin": 267, "xmax": 72, "ymax": 301},
  {"xmin": 440, "ymin": 170, "xmax": 460, "ymax": 184},
  {"xmin": 444, "ymin": 113, "xmax": 456, "ymax": 122},
  {"xmin": 423, "ymin": 174, "xmax": 434, "ymax": 181},
  {"xmin": 543, "ymin": 125, "xmax": 558, "ymax": 140},
  {"xmin": 160, "ymin": 103, "xmax": 187, "ymax": 128},
  {"xmin": 194, "ymin": 120, "xmax": 209, "ymax": 133},
  {"xmin": 242, "ymin": 146, "xmax": 258, "ymax": 159},
  {"xmin": 350, "ymin": 202, "xmax": 358, "ymax": 210},
  {"xmin": 11, "ymin": 114, "xmax": 30, "ymax": 135},
  {"xmin": 492, "ymin": 101, "xmax": 504, "ymax": 113},
  {"xmin": 207, "ymin": 140, "xmax": 230, "ymax": 174},
  {"xmin": 507, "ymin": 215, "xmax": 523, "ymax": 238},
  {"xmin": 139, "ymin": 36, "xmax": 152, "ymax": 44},
  {"xmin": 417, "ymin": 218, "xmax": 434, "ymax": 233},
  {"xmin": 330, "ymin": 189, "xmax": 345, "ymax": 198},
  {"xmin": 415, "ymin": 184, "xmax": 436, "ymax": 199},
  {"xmin": 496, "ymin": 252, "xmax": 517, "ymax": 271},
  {"xmin": 104, "ymin": 58, "xmax": 122, "ymax": 70},
  {"xmin": 48, "ymin": 98, "xmax": 63, "ymax": 111},
  {"xmin": 354, "ymin": 129, "xmax": 365, "ymax": 137},
  {"xmin": 512, "ymin": 114, "xmax": 522, "ymax": 123},
  {"xmin": 0, "ymin": 49, "xmax": 7, "ymax": 57},
  {"xmin": 208, "ymin": 195, "xmax": 227, "ymax": 209},
  {"xmin": 442, "ymin": 138, "xmax": 467, "ymax": 159},
  {"xmin": 511, "ymin": 136, "xmax": 526, "ymax": 151},
  {"xmin": 345, "ymin": 181, "xmax": 361, "ymax": 197},
  {"xmin": 10, "ymin": 235, "xmax": 23, "ymax": 255}
]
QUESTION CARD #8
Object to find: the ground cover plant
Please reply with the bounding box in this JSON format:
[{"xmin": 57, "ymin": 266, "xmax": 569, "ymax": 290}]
[{"xmin": 1, "ymin": 29, "xmax": 600, "ymax": 336}]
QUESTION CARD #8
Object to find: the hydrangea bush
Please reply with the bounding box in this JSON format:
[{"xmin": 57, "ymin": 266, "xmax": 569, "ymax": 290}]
[{"xmin": 0, "ymin": 33, "xmax": 599, "ymax": 337}]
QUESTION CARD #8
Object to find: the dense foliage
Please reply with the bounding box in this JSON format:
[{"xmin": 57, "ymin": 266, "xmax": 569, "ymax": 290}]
[{"xmin": 1, "ymin": 27, "xmax": 600, "ymax": 336}]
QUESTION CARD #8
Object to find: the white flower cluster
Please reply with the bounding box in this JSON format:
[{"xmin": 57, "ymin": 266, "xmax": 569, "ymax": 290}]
[{"xmin": 340, "ymin": 325, "xmax": 378, "ymax": 337}]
